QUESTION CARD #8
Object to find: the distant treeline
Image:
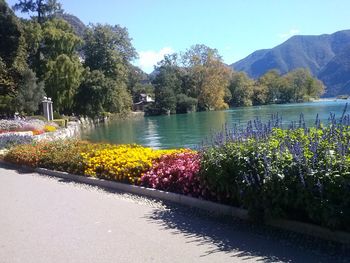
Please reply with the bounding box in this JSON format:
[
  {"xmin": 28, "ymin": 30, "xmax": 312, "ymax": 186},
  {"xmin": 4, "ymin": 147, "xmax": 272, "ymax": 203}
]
[
  {"xmin": 0, "ymin": 0, "xmax": 325, "ymax": 118},
  {"xmin": 148, "ymin": 49, "xmax": 325, "ymax": 115}
]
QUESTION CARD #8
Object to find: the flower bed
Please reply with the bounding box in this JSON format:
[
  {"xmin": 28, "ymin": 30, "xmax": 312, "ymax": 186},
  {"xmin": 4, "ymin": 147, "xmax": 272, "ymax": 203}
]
[
  {"xmin": 3, "ymin": 109, "xmax": 350, "ymax": 232},
  {"xmin": 0, "ymin": 119, "xmax": 60, "ymax": 149},
  {"xmin": 82, "ymin": 145, "xmax": 186, "ymax": 184},
  {"xmin": 141, "ymin": 151, "xmax": 203, "ymax": 196},
  {"xmin": 0, "ymin": 119, "xmax": 58, "ymax": 135},
  {"xmin": 0, "ymin": 132, "xmax": 34, "ymax": 149}
]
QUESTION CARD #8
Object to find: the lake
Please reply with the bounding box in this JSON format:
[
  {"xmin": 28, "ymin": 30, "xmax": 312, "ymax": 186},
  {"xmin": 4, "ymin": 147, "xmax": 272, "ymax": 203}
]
[{"xmin": 81, "ymin": 100, "xmax": 349, "ymax": 149}]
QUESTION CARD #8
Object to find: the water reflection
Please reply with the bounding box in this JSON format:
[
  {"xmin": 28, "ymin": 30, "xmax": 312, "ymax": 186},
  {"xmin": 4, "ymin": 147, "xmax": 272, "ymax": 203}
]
[
  {"xmin": 81, "ymin": 100, "xmax": 349, "ymax": 149},
  {"xmin": 143, "ymin": 118, "xmax": 161, "ymax": 148}
]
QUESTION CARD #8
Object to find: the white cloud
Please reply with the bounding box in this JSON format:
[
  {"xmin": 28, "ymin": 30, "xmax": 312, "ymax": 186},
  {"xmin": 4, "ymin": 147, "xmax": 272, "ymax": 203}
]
[
  {"xmin": 137, "ymin": 47, "xmax": 175, "ymax": 73},
  {"xmin": 279, "ymin": 29, "xmax": 300, "ymax": 39}
]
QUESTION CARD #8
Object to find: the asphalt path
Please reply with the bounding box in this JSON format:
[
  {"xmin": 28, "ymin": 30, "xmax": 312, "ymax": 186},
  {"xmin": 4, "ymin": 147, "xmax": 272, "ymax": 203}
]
[{"xmin": 0, "ymin": 165, "xmax": 348, "ymax": 263}]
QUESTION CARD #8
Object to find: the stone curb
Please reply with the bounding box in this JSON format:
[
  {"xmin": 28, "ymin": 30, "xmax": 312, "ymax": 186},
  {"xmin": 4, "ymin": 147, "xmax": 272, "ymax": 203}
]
[{"xmin": 1, "ymin": 160, "xmax": 349, "ymax": 245}]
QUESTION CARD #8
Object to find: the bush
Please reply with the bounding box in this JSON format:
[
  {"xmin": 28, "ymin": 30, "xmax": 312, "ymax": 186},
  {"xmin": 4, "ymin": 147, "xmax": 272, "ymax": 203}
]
[
  {"xmin": 141, "ymin": 151, "xmax": 203, "ymax": 196},
  {"xmin": 53, "ymin": 111, "xmax": 62, "ymax": 119},
  {"xmin": 52, "ymin": 119, "xmax": 67, "ymax": 127},
  {"xmin": 200, "ymin": 126, "xmax": 350, "ymax": 231},
  {"xmin": 176, "ymin": 94, "xmax": 197, "ymax": 113},
  {"xmin": 4, "ymin": 140, "xmax": 97, "ymax": 174}
]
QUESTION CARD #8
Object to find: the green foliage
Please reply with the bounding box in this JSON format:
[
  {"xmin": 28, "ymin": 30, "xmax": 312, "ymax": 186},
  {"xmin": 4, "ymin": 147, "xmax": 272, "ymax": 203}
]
[
  {"xmin": 52, "ymin": 111, "xmax": 61, "ymax": 119},
  {"xmin": 0, "ymin": 0, "xmax": 22, "ymax": 66},
  {"xmin": 154, "ymin": 87, "xmax": 176, "ymax": 115},
  {"xmin": 127, "ymin": 65, "xmax": 152, "ymax": 100},
  {"xmin": 21, "ymin": 20, "xmax": 42, "ymax": 70},
  {"xmin": 184, "ymin": 45, "xmax": 231, "ymax": 111},
  {"xmin": 0, "ymin": 0, "xmax": 29, "ymax": 114},
  {"xmin": 284, "ymin": 69, "xmax": 325, "ymax": 102},
  {"xmin": 74, "ymin": 69, "xmax": 132, "ymax": 118},
  {"xmin": 228, "ymin": 69, "xmax": 325, "ymax": 107},
  {"xmin": 44, "ymin": 54, "xmax": 82, "ymax": 113},
  {"xmin": 52, "ymin": 118, "xmax": 67, "ymax": 127},
  {"xmin": 200, "ymin": 127, "xmax": 350, "ymax": 230},
  {"xmin": 151, "ymin": 47, "xmax": 231, "ymax": 114},
  {"xmin": 13, "ymin": 0, "xmax": 63, "ymax": 24},
  {"xmin": 176, "ymin": 94, "xmax": 197, "ymax": 113},
  {"xmin": 42, "ymin": 18, "xmax": 82, "ymax": 60},
  {"xmin": 103, "ymin": 80, "xmax": 132, "ymax": 114},
  {"xmin": 74, "ymin": 70, "xmax": 106, "ymax": 117},
  {"xmin": 15, "ymin": 68, "xmax": 45, "ymax": 114},
  {"xmin": 0, "ymin": 57, "xmax": 16, "ymax": 107},
  {"xmin": 83, "ymin": 24, "xmax": 137, "ymax": 80},
  {"xmin": 229, "ymin": 72, "xmax": 253, "ymax": 106}
]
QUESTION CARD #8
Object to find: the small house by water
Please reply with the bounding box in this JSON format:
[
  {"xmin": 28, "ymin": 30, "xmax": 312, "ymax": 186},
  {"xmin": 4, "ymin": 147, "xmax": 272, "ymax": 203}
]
[{"xmin": 133, "ymin": 93, "xmax": 155, "ymax": 111}]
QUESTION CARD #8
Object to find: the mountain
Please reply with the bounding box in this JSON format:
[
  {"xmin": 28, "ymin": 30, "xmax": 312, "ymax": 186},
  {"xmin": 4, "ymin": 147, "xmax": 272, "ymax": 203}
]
[
  {"xmin": 231, "ymin": 30, "xmax": 350, "ymax": 97},
  {"xmin": 56, "ymin": 13, "xmax": 87, "ymax": 38},
  {"xmin": 318, "ymin": 45, "xmax": 350, "ymax": 97}
]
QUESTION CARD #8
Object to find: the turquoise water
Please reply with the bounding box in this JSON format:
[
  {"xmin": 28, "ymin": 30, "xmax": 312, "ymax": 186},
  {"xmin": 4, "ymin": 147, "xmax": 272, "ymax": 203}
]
[{"xmin": 81, "ymin": 100, "xmax": 349, "ymax": 149}]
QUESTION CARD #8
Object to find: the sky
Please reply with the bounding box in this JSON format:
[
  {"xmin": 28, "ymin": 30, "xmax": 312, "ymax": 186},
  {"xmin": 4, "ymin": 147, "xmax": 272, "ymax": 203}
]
[{"xmin": 6, "ymin": 0, "xmax": 350, "ymax": 73}]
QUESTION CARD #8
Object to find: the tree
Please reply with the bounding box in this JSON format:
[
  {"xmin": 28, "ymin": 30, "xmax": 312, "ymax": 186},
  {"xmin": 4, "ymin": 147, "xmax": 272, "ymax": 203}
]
[
  {"xmin": 0, "ymin": 0, "xmax": 28, "ymax": 114},
  {"xmin": 81, "ymin": 23, "xmax": 136, "ymax": 117},
  {"xmin": 74, "ymin": 70, "xmax": 132, "ymax": 117},
  {"xmin": 152, "ymin": 54, "xmax": 184, "ymax": 114},
  {"xmin": 127, "ymin": 65, "xmax": 153, "ymax": 101},
  {"xmin": 0, "ymin": 57, "xmax": 16, "ymax": 114},
  {"xmin": 13, "ymin": 0, "xmax": 62, "ymax": 24},
  {"xmin": 252, "ymin": 84, "xmax": 268, "ymax": 105},
  {"xmin": 153, "ymin": 87, "xmax": 176, "ymax": 114},
  {"xmin": 42, "ymin": 18, "xmax": 82, "ymax": 60},
  {"xmin": 184, "ymin": 45, "xmax": 231, "ymax": 110},
  {"xmin": 229, "ymin": 72, "xmax": 254, "ymax": 106},
  {"xmin": 103, "ymin": 79, "xmax": 132, "ymax": 114},
  {"xmin": 176, "ymin": 94, "xmax": 197, "ymax": 113},
  {"xmin": 284, "ymin": 69, "xmax": 325, "ymax": 102},
  {"xmin": 83, "ymin": 24, "xmax": 137, "ymax": 80},
  {"xmin": 21, "ymin": 20, "xmax": 42, "ymax": 71},
  {"xmin": 45, "ymin": 54, "xmax": 82, "ymax": 113},
  {"xmin": 256, "ymin": 70, "xmax": 281, "ymax": 104},
  {"xmin": 0, "ymin": 0, "xmax": 26, "ymax": 67},
  {"xmin": 15, "ymin": 68, "xmax": 45, "ymax": 114},
  {"xmin": 74, "ymin": 70, "xmax": 107, "ymax": 117}
]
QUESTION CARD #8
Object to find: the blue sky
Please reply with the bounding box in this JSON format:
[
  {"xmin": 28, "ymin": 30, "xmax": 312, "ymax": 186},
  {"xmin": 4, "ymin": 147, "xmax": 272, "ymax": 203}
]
[{"xmin": 7, "ymin": 0, "xmax": 350, "ymax": 73}]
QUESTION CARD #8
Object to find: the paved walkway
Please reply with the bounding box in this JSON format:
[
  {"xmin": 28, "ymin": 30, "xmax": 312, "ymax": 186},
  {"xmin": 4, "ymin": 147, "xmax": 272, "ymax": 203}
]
[{"xmin": 0, "ymin": 165, "xmax": 348, "ymax": 263}]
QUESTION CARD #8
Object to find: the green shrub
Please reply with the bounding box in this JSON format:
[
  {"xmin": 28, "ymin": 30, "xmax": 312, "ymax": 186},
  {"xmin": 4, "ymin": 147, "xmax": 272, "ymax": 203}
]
[
  {"xmin": 200, "ymin": 127, "xmax": 350, "ymax": 231},
  {"xmin": 53, "ymin": 111, "xmax": 62, "ymax": 119},
  {"xmin": 52, "ymin": 119, "xmax": 67, "ymax": 128}
]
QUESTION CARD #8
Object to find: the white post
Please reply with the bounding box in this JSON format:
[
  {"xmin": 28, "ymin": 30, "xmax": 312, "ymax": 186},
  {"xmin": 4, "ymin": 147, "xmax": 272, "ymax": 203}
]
[
  {"xmin": 42, "ymin": 97, "xmax": 54, "ymax": 121},
  {"xmin": 48, "ymin": 98, "xmax": 53, "ymax": 121},
  {"xmin": 42, "ymin": 97, "xmax": 49, "ymax": 121}
]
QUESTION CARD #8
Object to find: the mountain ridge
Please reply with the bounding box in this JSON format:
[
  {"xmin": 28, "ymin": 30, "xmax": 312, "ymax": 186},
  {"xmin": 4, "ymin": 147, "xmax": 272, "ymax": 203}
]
[{"xmin": 231, "ymin": 29, "xmax": 350, "ymax": 97}]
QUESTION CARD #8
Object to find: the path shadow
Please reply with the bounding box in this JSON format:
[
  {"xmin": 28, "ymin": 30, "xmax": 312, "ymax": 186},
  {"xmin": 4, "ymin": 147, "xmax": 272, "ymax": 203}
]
[
  {"xmin": 143, "ymin": 203, "xmax": 349, "ymax": 262},
  {"xmin": 0, "ymin": 162, "xmax": 36, "ymax": 174}
]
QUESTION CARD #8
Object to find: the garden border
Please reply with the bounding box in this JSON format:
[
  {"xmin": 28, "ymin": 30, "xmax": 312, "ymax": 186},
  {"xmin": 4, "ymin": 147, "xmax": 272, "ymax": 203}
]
[{"xmin": 1, "ymin": 160, "xmax": 349, "ymax": 246}]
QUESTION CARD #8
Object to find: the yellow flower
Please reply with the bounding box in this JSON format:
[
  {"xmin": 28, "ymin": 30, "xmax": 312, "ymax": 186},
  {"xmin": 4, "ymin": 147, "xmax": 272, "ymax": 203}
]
[{"xmin": 80, "ymin": 144, "xmax": 193, "ymax": 184}]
